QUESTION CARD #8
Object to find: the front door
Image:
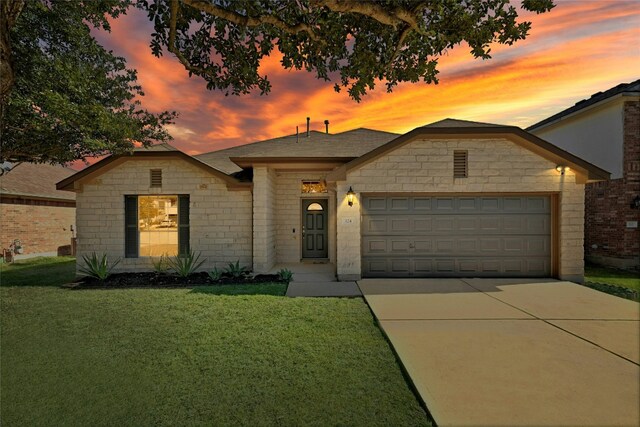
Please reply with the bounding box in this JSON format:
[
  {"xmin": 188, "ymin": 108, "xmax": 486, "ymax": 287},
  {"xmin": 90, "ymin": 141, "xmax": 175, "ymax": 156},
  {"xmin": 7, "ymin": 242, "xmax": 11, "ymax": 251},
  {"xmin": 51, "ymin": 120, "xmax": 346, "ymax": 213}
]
[{"xmin": 302, "ymin": 199, "xmax": 328, "ymax": 258}]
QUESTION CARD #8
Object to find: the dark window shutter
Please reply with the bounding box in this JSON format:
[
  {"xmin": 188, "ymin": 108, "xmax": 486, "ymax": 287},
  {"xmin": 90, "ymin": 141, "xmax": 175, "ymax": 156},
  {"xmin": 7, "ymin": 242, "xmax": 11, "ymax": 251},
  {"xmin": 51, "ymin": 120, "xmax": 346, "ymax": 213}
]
[
  {"xmin": 124, "ymin": 196, "xmax": 138, "ymax": 258},
  {"xmin": 178, "ymin": 195, "xmax": 190, "ymax": 255}
]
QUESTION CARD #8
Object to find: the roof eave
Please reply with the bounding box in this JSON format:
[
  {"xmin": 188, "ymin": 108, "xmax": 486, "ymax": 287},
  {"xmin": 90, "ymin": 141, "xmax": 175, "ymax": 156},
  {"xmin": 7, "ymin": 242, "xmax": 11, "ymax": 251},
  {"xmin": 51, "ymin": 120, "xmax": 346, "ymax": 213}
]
[
  {"xmin": 327, "ymin": 126, "xmax": 610, "ymax": 183},
  {"xmin": 56, "ymin": 151, "xmax": 249, "ymax": 191}
]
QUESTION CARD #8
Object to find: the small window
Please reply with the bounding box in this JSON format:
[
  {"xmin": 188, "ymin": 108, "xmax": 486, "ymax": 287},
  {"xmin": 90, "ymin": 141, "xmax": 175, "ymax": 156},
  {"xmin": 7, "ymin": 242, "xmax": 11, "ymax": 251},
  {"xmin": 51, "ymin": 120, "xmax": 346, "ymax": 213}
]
[
  {"xmin": 301, "ymin": 180, "xmax": 327, "ymax": 193},
  {"xmin": 306, "ymin": 203, "xmax": 324, "ymax": 211},
  {"xmin": 150, "ymin": 169, "xmax": 162, "ymax": 187},
  {"xmin": 453, "ymin": 151, "xmax": 468, "ymax": 178}
]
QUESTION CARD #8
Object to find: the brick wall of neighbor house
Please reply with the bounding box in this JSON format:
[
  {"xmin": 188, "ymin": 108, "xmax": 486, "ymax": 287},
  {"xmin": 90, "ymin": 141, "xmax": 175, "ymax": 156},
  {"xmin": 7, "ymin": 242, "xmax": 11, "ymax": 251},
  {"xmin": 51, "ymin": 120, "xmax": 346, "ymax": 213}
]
[
  {"xmin": 274, "ymin": 171, "xmax": 336, "ymax": 264},
  {"xmin": 585, "ymin": 101, "xmax": 640, "ymax": 267},
  {"xmin": 0, "ymin": 198, "xmax": 75, "ymax": 256},
  {"xmin": 336, "ymin": 137, "xmax": 586, "ymax": 282},
  {"xmin": 253, "ymin": 166, "xmax": 276, "ymax": 272},
  {"xmin": 75, "ymin": 158, "xmax": 252, "ymax": 272}
]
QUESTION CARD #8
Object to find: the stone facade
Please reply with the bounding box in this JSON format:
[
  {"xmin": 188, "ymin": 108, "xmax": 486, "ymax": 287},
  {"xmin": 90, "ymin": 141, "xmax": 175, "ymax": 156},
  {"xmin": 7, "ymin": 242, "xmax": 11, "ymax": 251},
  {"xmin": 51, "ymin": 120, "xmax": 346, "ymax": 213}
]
[
  {"xmin": 0, "ymin": 198, "xmax": 75, "ymax": 257},
  {"xmin": 584, "ymin": 101, "xmax": 640, "ymax": 267},
  {"xmin": 252, "ymin": 166, "xmax": 276, "ymax": 272},
  {"xmin": 75, "ymin": 158, "xmax": 252, "ymax": 272},
  {"xmin": 336, "ymin": 137, "xmax": 585, "ymax": 282}
]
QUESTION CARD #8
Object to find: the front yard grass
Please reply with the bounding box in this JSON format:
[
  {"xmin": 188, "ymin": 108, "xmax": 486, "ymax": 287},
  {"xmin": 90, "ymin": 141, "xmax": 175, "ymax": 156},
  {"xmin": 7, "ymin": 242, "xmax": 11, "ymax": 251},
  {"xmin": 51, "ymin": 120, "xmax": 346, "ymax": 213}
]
[
  {"xmin": 1, "ymin": 258, "xmax": 430, "ymax": 426},
  {"xmin": 584, "ymin": 263, "xmax": 639, "ymax": 302},
  {"xmin": 0, "ymin": 256, "xmax": 76, "ymax": 287},
  {"xmin": 584, "ymin": 264, "xmax": 640, "ymax": 291}
]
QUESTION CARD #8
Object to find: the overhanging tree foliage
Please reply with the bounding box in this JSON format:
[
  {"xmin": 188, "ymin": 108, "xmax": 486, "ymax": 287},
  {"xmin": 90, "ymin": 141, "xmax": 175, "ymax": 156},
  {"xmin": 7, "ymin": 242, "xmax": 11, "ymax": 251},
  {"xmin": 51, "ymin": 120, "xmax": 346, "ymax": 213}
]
[
  {"xmin": 0, "ymin": 0, "xmax": 175, "ymax": 164},
  {"xmin": 0, "ymin": 0, "xmax": 555, "ymax": 163},
  {"xmin": 140, "ymin": 0, "xmax": 554, "ymax": 100}
]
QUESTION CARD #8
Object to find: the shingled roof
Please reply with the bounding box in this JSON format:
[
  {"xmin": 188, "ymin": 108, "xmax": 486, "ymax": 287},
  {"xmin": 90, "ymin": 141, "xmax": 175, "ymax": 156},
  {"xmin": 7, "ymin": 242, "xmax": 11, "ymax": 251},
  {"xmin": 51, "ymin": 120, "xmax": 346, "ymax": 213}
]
[
  {"xmin": 527, "ymin": 79, "xmax": 640, "ymax": 131},
  {"xmin": 1, "ymin": 163, "xmax": 76, "ymax": 201},
  {"xmin": 195, "ymin": 128, "xmax": 399, "ymax": 174}
]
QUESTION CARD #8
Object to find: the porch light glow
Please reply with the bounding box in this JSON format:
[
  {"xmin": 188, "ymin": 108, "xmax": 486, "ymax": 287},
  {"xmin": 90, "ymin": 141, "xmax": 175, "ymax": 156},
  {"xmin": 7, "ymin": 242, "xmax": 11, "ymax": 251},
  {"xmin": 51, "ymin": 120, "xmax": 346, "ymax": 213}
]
[
  {"xmin": 556, "ymin": 165, "xmax": 570, "ymax": 175},
  {"xmin": 346, "ymin": 186, "xmax": 355, "ymax": 207}
]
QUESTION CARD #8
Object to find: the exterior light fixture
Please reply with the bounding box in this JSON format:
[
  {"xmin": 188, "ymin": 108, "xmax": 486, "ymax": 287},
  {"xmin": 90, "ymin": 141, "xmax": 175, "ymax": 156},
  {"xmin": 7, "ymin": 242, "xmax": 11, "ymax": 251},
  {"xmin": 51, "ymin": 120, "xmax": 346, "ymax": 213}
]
[
  {"xmin": 346, "ymin": 186, "xmax": 355, "ymax": 207},
  {"xmin": 556, "ymin": 165, "xmax": 570, "ymax": 175},
  {"xmin": 631, "ymin": 195, "xmax": 640, "ymax": 209}
]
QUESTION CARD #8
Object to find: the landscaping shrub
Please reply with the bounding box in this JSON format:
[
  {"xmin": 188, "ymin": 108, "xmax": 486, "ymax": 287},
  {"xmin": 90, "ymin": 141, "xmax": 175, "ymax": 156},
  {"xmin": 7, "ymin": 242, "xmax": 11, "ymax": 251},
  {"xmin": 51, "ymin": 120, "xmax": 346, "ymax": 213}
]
[
  {"xmin": 78, "ymin": 252, "xmax": 120, "ymax": 281},
  {"xmin": 223, "ymin": 260, "xmax": 250, "ymax": 280},
  {"xmin": 277, "ymin": 268, "xmax": 293, "ymax": 284},
  {"xmin": 168, "ymin": 251, "xmax": 206, "ymax": 277}
]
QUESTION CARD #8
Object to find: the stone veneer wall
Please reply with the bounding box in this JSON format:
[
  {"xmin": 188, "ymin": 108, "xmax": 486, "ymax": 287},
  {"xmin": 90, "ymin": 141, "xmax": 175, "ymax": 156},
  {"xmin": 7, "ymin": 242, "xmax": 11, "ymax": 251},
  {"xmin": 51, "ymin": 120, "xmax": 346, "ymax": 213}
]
[
  {"xmin": 1, "ymin": 198, "xmax": 75, "ymax": 257},
  {"xmin": 584, "ymin": 101, "xmax": 640, "ymax": 268},
  {"xmin": 252, "ymin": 166, "xmax": 276, "ymax": 272},
  {"xmin": 274, "ymin": 171, "xmax": 336, "ymax": 264},
  {"xmin": 336, "ymin": 137, "xmax": 585, "ymax": 282},
  {"xmin": 75, "ymin": 158, "xmax": 252, "ymax": 272}
]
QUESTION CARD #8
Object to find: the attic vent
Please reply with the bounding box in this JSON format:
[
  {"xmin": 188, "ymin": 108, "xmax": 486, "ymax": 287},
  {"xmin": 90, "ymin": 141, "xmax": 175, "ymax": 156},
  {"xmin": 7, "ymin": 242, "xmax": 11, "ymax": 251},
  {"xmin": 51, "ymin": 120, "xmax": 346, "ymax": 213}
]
[
  {"xmin": 453, "ymin": 151, "xmax": 468, "ymax": 178},
  {"xmin": 150, "ymin": 169, "xmax": 162, "ymax": 187}
]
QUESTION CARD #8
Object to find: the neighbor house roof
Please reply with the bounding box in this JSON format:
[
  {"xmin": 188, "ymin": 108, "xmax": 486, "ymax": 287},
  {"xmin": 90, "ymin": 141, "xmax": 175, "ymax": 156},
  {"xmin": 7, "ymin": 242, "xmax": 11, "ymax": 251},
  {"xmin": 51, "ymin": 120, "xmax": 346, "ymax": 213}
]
[
  {"xmin": 327, "ymin": 121, "xmax": 610, "ymax": 183},
  {"xmin": 195, "ymin": 128, "xmax": 399, "ymax": 174},
  {"xmin": 527, "ymin": 79, "xmax": 640, "ymax": 131},
  {"xmin": 0, "ymin": 162, "xmax": 76, "ymax": 201}
]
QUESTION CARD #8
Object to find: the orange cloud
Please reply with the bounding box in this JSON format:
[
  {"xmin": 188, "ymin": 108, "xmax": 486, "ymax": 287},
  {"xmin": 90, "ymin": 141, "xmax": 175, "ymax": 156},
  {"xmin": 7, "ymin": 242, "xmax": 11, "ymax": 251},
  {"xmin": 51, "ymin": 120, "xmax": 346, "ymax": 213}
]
[{"xmin": 72, "ymin": 1, "xmax": 639, "ymax": 169}]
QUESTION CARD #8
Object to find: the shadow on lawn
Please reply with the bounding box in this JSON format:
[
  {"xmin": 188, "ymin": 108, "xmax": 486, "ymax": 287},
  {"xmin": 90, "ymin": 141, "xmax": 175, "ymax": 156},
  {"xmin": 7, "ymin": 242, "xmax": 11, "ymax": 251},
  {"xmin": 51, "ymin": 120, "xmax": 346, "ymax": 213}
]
[
  {"xmin": 190, "ymin": 283, "xmax": 288, "ymax": 296},
  {"xmin": 0, "ymin": 257, "xmax": 76, "ymax": 287}
]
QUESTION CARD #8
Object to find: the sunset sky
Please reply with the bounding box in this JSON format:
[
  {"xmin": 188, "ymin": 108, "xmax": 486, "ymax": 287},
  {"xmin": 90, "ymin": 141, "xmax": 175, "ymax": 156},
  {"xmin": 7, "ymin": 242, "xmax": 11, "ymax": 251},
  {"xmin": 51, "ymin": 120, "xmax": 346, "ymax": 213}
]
[{"xmin": 94, "ymin": 0, "xmax": 640, "ymax": 157}]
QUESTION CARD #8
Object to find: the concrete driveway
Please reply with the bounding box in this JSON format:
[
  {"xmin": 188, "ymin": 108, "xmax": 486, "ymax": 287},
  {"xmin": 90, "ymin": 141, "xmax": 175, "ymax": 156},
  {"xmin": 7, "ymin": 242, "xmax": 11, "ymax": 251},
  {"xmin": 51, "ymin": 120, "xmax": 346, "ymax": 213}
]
[{"xmin": 358, "ymin": 278, "xmax": 640, "ymax": 427}]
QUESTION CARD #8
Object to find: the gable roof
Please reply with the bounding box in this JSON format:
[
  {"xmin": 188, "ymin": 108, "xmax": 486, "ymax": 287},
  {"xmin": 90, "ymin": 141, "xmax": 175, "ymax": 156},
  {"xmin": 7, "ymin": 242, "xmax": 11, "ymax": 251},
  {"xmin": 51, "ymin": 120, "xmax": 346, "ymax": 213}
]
[
  {"xmin": 1, "ymin": 162, "xmax": 76, "ymax": 201},
  {"xmin": 195, "ymin": 128, "xmax": 398, "ymax": 174},
  {"xmin": 327, "ymin": 122, "xmax": 610, "ymax": 183},
  {"xmin": 57, "ymin": 145, "xmax": 250, "ymax": 191},
  {"xmin": 527, "ymin": 79, "xmax": 640, "ymax": 131},
  {"xmin": 424, "ymin": 118, "xmax": 504, "ymax": 128}
]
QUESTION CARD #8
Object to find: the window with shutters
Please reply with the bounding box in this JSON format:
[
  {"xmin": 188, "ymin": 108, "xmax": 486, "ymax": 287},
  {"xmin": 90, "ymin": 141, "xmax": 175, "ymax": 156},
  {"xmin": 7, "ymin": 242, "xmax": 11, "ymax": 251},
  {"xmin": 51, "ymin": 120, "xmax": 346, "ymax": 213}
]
[
  {"xmin": 150, "ymin": 169, "xmax": 162, "ymax": 187},
  {"xmin": 124, "ymin": 195, "xmax": 189, "ymax": 257},
  {"xmin": 453, "ymin": 150, "xmax": 468, "ymax": 178}
]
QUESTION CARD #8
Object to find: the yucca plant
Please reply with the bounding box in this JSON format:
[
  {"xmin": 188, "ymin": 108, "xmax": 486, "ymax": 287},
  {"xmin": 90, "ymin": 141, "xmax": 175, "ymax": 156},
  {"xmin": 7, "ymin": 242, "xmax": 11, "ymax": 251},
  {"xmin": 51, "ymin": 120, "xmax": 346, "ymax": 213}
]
[
  {"xmin": 79, "ymin": 252, "xmax": 121, "ymax": 281},
  {"xmin": 208, "ymin": 267, "xmax": 222, "ymax": 282},
  {"xmin": 224, "ymin": 260, "xmax": 249, "ymax": 279},
  {"xmin": 169, "ymin": 250, "xmax": 206, "ymax": 278},
  {"xmin": 151, "ymin": 253, "xmax": 170, "ymax": 274},
  {"xmin": 277, "ymin": 268, "xmax": 293, "ymax": 284}
]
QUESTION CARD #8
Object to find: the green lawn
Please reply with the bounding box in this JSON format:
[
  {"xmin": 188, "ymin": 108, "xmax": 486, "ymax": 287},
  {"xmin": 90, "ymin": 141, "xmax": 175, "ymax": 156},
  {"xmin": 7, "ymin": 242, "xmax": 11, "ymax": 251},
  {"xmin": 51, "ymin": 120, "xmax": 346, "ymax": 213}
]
[
  {"xmin": 585, "ymin": 264, "xmax": 640, "ymax": 291},
  {"xmin": 0, "ymin": 258, "xmax": 430, "ymax": 426},
  {"xmin": 0, "ymin": 256, "xmax": 76, "ymax": 287}
]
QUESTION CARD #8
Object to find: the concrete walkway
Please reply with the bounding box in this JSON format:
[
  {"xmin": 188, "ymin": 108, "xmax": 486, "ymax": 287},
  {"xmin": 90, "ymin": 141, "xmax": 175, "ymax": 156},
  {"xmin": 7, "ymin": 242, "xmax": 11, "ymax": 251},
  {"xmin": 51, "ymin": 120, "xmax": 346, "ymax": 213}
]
[{"xmin": 359, "ymin": 278, "xmax": 640, "ymax": 427}]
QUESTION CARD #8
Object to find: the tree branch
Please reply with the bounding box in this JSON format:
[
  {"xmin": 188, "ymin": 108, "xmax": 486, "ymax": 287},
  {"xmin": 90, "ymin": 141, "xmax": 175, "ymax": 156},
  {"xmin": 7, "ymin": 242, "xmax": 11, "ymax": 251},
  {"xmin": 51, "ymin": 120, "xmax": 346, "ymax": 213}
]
[
  {"xmin": 316, "ymin": 0, "xmax": 427, "ymax": 35},
  {"xmin": 387, "ymin": 24, "xmax": 412, "ymax": 70},
  {"xmin": 181, "ymin": 0, "xmax": 319, "ymax": 40}
]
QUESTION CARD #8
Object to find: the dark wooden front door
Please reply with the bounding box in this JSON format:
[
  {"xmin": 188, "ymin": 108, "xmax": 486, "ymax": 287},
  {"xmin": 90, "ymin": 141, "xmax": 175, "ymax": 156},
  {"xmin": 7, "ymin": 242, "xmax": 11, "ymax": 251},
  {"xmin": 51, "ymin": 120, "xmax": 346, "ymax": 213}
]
[{"xmin": 302, "ymin": 199, "xmax": 328, "ymax": 258}]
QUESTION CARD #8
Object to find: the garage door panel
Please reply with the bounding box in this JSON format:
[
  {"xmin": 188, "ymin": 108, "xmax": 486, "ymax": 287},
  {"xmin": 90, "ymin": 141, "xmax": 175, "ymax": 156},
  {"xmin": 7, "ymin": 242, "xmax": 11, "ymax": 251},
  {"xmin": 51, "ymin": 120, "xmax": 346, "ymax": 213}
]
[
  {"xmin": 362, "ymin": 195, "xmax": 552, "ymax": 277},
  {"xmin": 391, "ymin": 218, "xmax": 411, "ymax": 232}
]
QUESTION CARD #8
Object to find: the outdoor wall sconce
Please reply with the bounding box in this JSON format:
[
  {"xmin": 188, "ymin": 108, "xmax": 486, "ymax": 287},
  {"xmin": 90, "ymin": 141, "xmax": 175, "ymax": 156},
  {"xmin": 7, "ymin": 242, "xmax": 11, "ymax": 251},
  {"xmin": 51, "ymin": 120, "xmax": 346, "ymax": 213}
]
[
  {"xmin": 346, "ymin": 186, "xmax": 355, "ymax": 207},
  {"xmin": 556, "ymin": 165, "xmax": 570, "ymax": 175},
  {"xmin": 631, "ymin": 195, "xmax": 640, "ymax": 209}
]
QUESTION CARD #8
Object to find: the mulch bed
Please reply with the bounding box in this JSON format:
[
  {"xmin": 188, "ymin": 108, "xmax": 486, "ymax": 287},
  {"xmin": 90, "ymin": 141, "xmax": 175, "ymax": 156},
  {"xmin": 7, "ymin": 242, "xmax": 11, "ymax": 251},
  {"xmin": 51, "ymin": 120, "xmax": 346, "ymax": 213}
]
[{"xmin": 65, "ymin": 272, "xmax": 284, "ymax": 289}]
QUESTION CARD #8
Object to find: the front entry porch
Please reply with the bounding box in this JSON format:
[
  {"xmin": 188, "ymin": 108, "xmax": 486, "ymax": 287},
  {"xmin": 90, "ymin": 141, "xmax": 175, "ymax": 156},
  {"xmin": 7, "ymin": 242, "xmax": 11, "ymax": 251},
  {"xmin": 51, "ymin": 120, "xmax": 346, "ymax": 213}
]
[{"xmin": 268, "ymin": 262, "xmax": 362, "ymax": 297}]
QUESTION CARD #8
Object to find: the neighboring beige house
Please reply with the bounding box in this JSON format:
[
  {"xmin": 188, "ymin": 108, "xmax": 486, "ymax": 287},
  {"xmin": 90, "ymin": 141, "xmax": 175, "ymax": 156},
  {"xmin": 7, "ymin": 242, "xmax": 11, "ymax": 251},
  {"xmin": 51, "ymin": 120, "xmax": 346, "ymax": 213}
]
[
  {"xmin": 58, "ymin": 119, "xmax": 609, "ymax": 282},
  {"xmin": 528, "ymin": 80, "xmax": 640, "ymax": 268},
  {"xmin": 1, "ymin": 162, "xmax": 76, "ymax": 259}
]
